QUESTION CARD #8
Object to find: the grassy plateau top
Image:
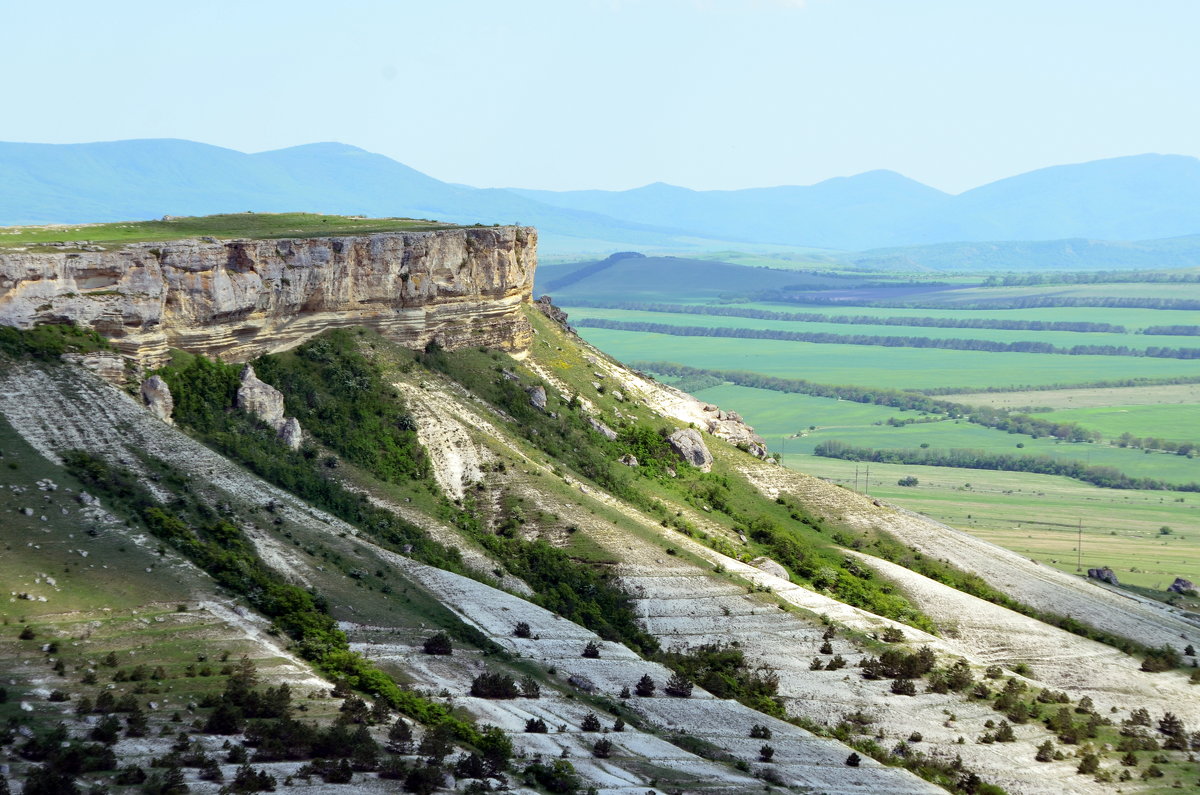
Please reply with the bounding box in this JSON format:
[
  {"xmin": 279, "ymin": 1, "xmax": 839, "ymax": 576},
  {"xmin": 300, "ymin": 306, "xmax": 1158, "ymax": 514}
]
[{"xmin": 0, "ymin": 212, "xmax": 468, "ymax": 252}]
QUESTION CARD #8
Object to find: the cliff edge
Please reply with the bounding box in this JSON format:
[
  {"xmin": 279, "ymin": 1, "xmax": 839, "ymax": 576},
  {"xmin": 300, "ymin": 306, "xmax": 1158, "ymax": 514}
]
[{"xmin": 0, "ymin": 224, "xmax": 537, "ymax": 368}]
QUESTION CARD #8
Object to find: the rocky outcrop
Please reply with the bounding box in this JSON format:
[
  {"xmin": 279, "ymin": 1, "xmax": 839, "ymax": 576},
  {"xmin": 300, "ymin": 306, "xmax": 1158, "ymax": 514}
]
[
  {"xmin": 0, "ymin": 226, "xmax": 537, "ymax": 369},
  {"xmin": 1168, "ymin": 577, "xmax": 1196, "ymax": 595},
  {"xmin": 236, "ymin": 366, "xmax": 285, "ymax": 428},
  {"xmin": 587, "ymin": 417, "xmax": 618, "ymax": 441},
  {"xmin": 618, "ymin": 454, "xmax": 638, "ymax": 467},
  {"xmin": 702, "ymin": 403, "xmax": 768, "ymax": 458},
  {"xmin": 527, "ymin": 385, "xmax": 547, "ymax": 411},
  {"xmin": 140, "ymin": 375, "xmax": 174, "ymax": 424},
  {"xmin": 1087, "ymin": 567, "xmax": 1120, "ymax": 586},
  {"xmin": 236, "ymin": 365, "xmax": 303, "ymax": 449},
  {"xmin": 750, "ymin": 556, "xmax": 790, "ymax": 581},
  {"xmin": 278, "ymin": 417, "xmax": 303, "ymax": 451},
  {"xmin": 534, "ymin": 294, "xmax": 571, "ymax": 330},
  {"xmin": 667, "ymin": 428, "xmax": 713, "ymax": 472}
]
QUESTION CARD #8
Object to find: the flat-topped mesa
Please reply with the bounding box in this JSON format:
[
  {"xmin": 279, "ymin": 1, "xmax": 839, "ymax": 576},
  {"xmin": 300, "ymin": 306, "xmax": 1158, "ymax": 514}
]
[{"xmin": 0, "ymin": 225, "xmax": 537, "ymax": 369}]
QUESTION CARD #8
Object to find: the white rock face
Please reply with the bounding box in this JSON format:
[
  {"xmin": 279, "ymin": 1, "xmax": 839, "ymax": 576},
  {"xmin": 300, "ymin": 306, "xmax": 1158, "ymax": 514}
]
[
  {"xmin": 527, "ymin": 385, "xmax": 547, "ymax": 411},
  {"xmin": 236, "ymin": 365, "xmax": 286, "ymax": 429},
  {"xmin": 667, "ymin": 428, "xmax": 713, "ymax": 472},
  {"xmin": 587, "ymin": 416, "xmax": 618, "ymax": 441},
  {"xmin": 139, "ymin": 375, "xmax": 174, "ymax": 425},
  {"xmin": 750, "ymin": 556, "xmax": 790, "ymax": 580},
  {"xmin": 277, "ymin": 417, "xmax": 303, "ymax": 451},
  {"xmin": 0, "ymin": 227, "xmax": 537, "ymax": 369}
]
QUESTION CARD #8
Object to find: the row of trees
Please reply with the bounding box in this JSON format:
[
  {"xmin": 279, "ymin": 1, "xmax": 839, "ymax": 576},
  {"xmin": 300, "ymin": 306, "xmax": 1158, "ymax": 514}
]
[
  {"xmin": 565, "ymin": 300, "xmax": 1127, "ymax": 333},
  {"xmin": 753, "ymin": 292, "xmax": 1200, "ymax": 311},
  {"xmin": 579, "ymin": 319, "xmax": 1200, "ymax": 359},
  {"xmin": 812, "ymin": 440, "xmax": 1200, "ymax": 492}
]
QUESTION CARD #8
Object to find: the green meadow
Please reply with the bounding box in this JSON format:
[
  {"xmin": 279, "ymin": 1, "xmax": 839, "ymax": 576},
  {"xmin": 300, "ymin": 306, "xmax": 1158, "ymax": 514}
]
[
  {"xmin": 569, "ymin": 305, "xmax": 1193, "ymax": 351},
  {"xmin": 688, "ymin": 383, "xmax": 1200, "ymax": 483},
  {"xmin": 1038, "ymin": 403, "xmax": 1200, "ymax": 444},
  {"xmin": 578, "ymin": 327, "xmax": 1200, "ymax": 390},
  {"xmin": 0, "ymin": 212, "xmax": 456, "ymax": 251},
  {"xmin": 786, "ymin": 453, "xmax": 1200, "ymax": 591}
]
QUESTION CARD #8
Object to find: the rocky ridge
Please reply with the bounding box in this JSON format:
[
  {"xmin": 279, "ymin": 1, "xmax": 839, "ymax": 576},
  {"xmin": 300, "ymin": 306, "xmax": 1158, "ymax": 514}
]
[{"xmin": 0, "ymin": 225, "xmax": 537, "ymax": 369}]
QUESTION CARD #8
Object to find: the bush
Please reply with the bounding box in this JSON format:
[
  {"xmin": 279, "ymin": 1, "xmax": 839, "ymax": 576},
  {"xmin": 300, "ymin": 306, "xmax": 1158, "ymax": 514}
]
[
  {"xmin": 664, "ymin": 672, "xmax": 693, "ymax": 698},
  {"xmin": 422, "ymin": 632, "xmax": 453, "ymax": 656},
  {"xmin": 845, "ymin": 752, "xmax": 861, "ymax": 767},
  {"xmin": 513, "ymin": 622, "xmax": 532, "ymax": 638},
  {"xmin": 593, "ymin": 737, "xmax": 613, "ymax": 758},
  {"xmin": 897, "ymin": 476, "xmax": 919, "ymax": 487},
  {"xmin": 582, "ymin": 640, "xmax": 600, "ymax": 658},
  {"xmin": 470, "ymin": 672, "xmax": 520, "ymax": 699},
  {"xmin": 634, "ymin": 674, "xmax": 656, "ymax": 697}
]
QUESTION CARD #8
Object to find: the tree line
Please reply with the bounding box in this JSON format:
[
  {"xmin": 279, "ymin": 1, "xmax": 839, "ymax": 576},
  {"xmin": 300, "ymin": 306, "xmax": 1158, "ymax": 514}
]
[
  {"xmin": 918, "ymin": 374, "xmax": 1200, "ymax": 396},
  {"xmin": 579, "ymin": 318, "xmax": 1200, "ymax": 359},
  {"xmin": 752, "ymin": 294, "xmax": 1200, "ymax": 312},
  {"xmin": 981, "ymin": 270, "xmax": 1200, "ymax": 286},
  {"xmin": 564, "ymin": 300, "xmax": 1126, "ymax": 333},
  {"xmin": 1143, "ymin": 325, "xmax": 1200, "ymax": 336},
  {"xmin": 635, "ymin": 361, "xmax": 1100, "ymax": 442},
  {"xmin": 812, "ymin": 440, "xmax": 1200, "ymax": 492}
]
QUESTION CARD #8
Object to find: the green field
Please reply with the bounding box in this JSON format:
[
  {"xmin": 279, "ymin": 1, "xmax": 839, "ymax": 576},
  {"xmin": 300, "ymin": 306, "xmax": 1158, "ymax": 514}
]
[
  {"xmin": 1038, "ymin": 403, "xmax": 1200, "ymax": 444},
  {"xmin": 579, "ymin": 327, "xmax": 1200, "ymax": 390},
  {"xmin": 0, "ymin": 212, "xmax": 458, "ymax": 251},
  {"xmin": 728, "ymin": 300, "xmax": 1200, "ymax": 333},
  {"xmin": 688, "ymin": 383, "xmax": 1200, "ymax": 483},
  {"xmin": 784, "ymin": 453, "xmax": 1200, "ymax": 590},
  {"xmin": 562, "ymin": 254, "xmax": 1200, "ymax": 601},
  {"xmin": 570, "ymin": 305, "xmax": 1194, "ymax": 351},
  {"xmin": 950, "ymin": 383, "xmax": 1200, "ymax": 409}
]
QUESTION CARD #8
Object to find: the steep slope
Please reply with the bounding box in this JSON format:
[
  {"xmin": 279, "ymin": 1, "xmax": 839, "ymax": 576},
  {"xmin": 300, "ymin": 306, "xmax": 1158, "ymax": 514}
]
[{"xmin": 2, "ymin": 304, "xmax": 1199, "ymax": 792}]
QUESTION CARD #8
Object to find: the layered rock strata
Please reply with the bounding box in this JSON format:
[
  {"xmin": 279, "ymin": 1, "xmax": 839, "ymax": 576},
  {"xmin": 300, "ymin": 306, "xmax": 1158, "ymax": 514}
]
[{"xmin": 0, "ymin": 226, "xmax": 537, "ymax": 369}]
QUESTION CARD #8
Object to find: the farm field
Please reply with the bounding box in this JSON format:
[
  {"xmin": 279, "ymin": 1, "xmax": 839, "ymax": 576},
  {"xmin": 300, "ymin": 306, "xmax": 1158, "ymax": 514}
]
[
  {"xmin": 949, "ymin": 383, "xmax": 1200, "ymax": 409},
  {"xmin": 688, "ymin": 383, "xmax": 1200, "ymax": 483},
  {"xmin": 726, "ymin": 301, "xmax": 1200, "ymax": 333},
  {"xmin": 578, "ymin": 327, "xmax": 1200, "ymax": 390},
  {"xmin": 565, "ymin": 254, "xmax": 1200, "ymax": 604},
  {"xmin": 783, "ymin": 453, "xmax": 1200, "ymax": 591},
  {"xmin": 1036, "ymin": 403, "xmax": 1200, "ymax": 444},
  {"xmin": 569, "ymin": 305, "xmax": 1193, "ymax": 351}
]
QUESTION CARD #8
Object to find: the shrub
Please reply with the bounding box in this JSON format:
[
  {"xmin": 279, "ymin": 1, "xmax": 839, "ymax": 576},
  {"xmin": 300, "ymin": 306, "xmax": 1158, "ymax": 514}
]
[
  {"xmin": 525, "ymin": 718, "xmax": 548, "ymax": 733},
  {"xmin": 593, "ymin": 737, "xmax": 613, "ymax": 758},
  {"xmin": 845, "ymin": 752, "xmax": 861, "ymax": 767},
  {"xmin": 582, "ymin": 640, "xmax": 600, "ymax": 658},
  {"xmin": 635, "ymin": 674, "xmax": 656, "ymax": 697},
  {"xmin": 470, "ymin": 672, "xmax": 520, "ymax": 699},
  {"xmin": 513, "ymin": 622, "xmax": 532, "ymax": 638},
  {"xmin": 749, "ymin": 724, "xmax": 772, "ymax": 739},
  {"xmin": 422, "ymin": 632, "xmax": 453, "ymax": 656},
  {"xmin": 581, "ymin": 713, "xmax": 601, "ymax": 732},
  {"xmin": 664, "ymin": 672, "xmax": 694, "ymax": 698}
]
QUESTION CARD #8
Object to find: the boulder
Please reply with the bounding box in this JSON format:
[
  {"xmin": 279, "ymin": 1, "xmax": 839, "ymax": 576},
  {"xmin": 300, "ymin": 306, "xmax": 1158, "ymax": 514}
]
[
  {"xmin": 587, "ymin": 417, "xmax": 618, "ymax": 441},
  {"xmin": 527, "ymin": 385, "xmax": 547, "ymax": 411},
  {"xmin": 1087, "ymin": 567, "xmax": 1120, "ymax": 586},
  {"xmin": 750, "ymin": 556, "xmax": 790, "ymax": 581},
  {"xmin": 140, "ymin": 376, "xmax": 174, "ymax": 425},
  {"xmin": 1167, "ymin": 577, "xmax": 1197, "ymax": 594},
  {"xmin": 667, "ymin": 428, "xmax": 713, "ymax": 472},
  {"xmin": 278, "ymin": 417, "xmax": 304, "ymax": 451},
  {"xmin": 618, "ymin": 454, "xmax": 639, "ymax": 467},
  {"xmin": 237, "ymin": 365, "xmax": 286, "ymax": 429}
]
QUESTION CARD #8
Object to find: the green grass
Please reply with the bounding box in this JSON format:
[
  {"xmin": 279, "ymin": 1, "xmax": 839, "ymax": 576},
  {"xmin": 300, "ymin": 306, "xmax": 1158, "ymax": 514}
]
[
  {"xmin": 569, "ymin": 305, "xmax": 1189, "ymax": 352},
  {"xmin": 0, "ymin": 212, "xmax": 460, "ymax": 251},
  {"xmin": 950, "ymin": 383, "xmax": 1200, "ymax": 410},
  {"xmin": 578, "ymin": 327, "xmax": 1200, "ymax": 390},
  {"xmin": 688, "ymin": 383, "xmax": 1200, "ymax": 483},
  {"xmin": 1038, "ymin": 404, "xmax": 1200, "ymax": 445},
  {"xmin": 726, "ymin": 300, "xmax": 1200, "ymax": 332}
]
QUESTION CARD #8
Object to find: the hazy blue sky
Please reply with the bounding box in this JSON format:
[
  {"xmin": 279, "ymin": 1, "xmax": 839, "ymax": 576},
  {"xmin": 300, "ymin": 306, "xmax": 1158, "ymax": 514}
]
[{"xmin": 4, "ymin": 0, "xmax": 1197, "ymax": 192}]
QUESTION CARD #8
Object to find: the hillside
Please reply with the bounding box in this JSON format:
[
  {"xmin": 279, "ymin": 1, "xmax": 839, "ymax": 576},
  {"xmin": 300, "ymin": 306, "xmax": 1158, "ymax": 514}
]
[{"xmin": 2, "ymin": 297, "xmax": 1199, "ymax": 793}]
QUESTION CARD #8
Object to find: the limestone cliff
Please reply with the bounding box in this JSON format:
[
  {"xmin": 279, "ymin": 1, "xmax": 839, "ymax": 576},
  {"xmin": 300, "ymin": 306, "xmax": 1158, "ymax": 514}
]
[{"xmin": 0, "ymin": 226, "xmax": 536, "ymax": 368}]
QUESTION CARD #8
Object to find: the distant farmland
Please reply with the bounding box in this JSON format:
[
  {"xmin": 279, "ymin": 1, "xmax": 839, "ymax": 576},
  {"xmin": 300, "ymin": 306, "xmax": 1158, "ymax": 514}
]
[{"xmin": 555, "ymin": 253, "xmax": 1200, "ymax": 599}]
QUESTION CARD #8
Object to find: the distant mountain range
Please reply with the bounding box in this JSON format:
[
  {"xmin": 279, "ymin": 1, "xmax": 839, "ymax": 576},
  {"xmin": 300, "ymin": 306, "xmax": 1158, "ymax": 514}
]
[{"xmin": 3, "ymin": 138, "xmax": 1200, "ymax": 263}]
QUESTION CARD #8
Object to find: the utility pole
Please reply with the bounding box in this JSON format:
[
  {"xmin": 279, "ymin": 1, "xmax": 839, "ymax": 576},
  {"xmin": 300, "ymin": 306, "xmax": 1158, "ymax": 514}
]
[
  {"xmin": 854, "ymin": 464, "xmax": 859, "ymax": 492},
  {"xmin": 780, "ymin": 435, "xmax": 786, "ymax": 466},
  {"xmin": 864, "ymin": 464, "xmax": 870, "ymax": 496}
]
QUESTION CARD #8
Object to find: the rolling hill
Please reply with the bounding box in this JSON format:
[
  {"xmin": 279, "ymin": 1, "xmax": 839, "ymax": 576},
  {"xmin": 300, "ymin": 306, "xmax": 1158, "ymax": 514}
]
[{"xmin": 5, "ymin": 139, "xmax": 1200, "ymax": 258}]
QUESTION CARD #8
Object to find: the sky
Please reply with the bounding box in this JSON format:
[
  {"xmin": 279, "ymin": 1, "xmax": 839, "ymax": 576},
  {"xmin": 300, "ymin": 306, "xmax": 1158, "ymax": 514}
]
[{"xmin": 3, "ymin": 0, "xmax": 1198, "ymax": 193}]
